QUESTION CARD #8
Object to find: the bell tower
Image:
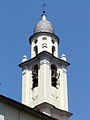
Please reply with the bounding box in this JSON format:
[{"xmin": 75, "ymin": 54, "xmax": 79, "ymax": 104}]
[{"xmin": 19, "ymin": 11, "xmax": 73, "ymax": 120}]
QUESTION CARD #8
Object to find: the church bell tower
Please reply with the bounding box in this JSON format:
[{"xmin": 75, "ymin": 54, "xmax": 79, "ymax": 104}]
[{"xmin": 19, "ymin": 11, "xmax": 73, "ymax": 120}]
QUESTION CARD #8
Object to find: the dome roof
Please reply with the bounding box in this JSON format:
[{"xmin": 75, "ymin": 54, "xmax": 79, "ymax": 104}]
[{"xmin": 34, "ymin": 14, "xmax": 55, "ymax": 34}]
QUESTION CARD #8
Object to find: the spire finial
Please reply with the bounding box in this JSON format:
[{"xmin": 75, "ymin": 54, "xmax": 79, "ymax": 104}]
[
  {"xmin": 41, "ymin": 4, "xmax": 47, "ymax": 20},
  {"xmin": 42, "ymin": 3, "xmax": 47, "ymax": 14}
]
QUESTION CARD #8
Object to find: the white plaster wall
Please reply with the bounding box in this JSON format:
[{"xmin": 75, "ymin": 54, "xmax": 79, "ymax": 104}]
[
  {"xmin": 54, "ymin": 40, "xmax": 58, "ymax": 57},
  {"xmin": 20, "ymin": 110, "xmax": 45, "ymax": 120},
  {"xmin": 28, "ymin": 70, "xmax": 33, "ymax": 106},
  {"xmin": 22, "ymin": 57, "xmax": 68, "ymax": 112},
  {"xmin": 30, "ymin": 58, "xmax": 51, "ymax": 107},
  {"xmin": 59, "ymin": 66, "xmax": 68, "ymax": 111},
  {"xmin": 22, "ymin": 68, "xmax": 32, "ymax": 107},
  {"xmin": 45, "ymin": 63, "xmax": 68, "ymax": 111},
  {"xmin": 5, "ymin": 104, "xmax": 19, "ymax": 120},
  {"xmin": 47, "ymin": 67, "xmax": 61, "ymax": 109},
  {"xmin": 38, "ymin": 59, "xmax": 47, "ymax": 103},
  {"xmin": 31, "ymin": 35, "xmax": 58, "ymax": 58},
  {"xmin": 39, "ymin": 58, "xmax": 51, "ymax": 104},
  {"xmin": 31, "ymin": 40, "xmax": 36, "ymax": 58},
  {"xmin": 0, "ymin": 102, "xmax": 5, "ymax": 120}
]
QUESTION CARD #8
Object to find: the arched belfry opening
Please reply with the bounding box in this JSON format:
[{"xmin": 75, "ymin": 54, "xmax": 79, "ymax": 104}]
[
  {"xmin": 34, "ymin": 46, "xmax": 38, "ymax": 56},
  {"xmin": 32, "ymin": 64, "xmax": 38, "ymax": 89},
  {"xmin": 52, "ymin": 46, "xmax": 55, "ymax": 55},
  {"xmin": 51, "ymin": 64, "xmax": 57, "ymax": 87}
]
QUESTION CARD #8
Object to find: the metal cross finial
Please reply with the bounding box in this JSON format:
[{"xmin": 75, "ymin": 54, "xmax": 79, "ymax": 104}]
[{"xmin": 42, "ymin": 3, "xmax": 47, "ymax": 13}]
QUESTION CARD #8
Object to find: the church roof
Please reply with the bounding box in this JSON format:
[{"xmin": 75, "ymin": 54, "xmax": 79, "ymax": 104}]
[
  {"xmin": 34, "ymin": 13, "xmax": 55, "ymax": 34},
  {"xmin": 0, "ymin": 94, "xmax": 73, "ymax": 119},
  {"xmin": 0, "ymin": 94, "xmax": 57, "ymax": 120}
]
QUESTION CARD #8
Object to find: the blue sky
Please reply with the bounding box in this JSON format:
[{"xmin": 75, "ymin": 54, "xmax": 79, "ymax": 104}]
[{"xmin": 0, "ymin": 0, "xmax": 90, "ymax": 120}]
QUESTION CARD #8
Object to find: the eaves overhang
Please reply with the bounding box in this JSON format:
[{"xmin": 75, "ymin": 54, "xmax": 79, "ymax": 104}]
[
  {"xmin": 34, "ymin": 102, "xmax": 73, "ymax": 118},
  {"xmin": 29, "ymin": 32, "xmax": 60, "ymax": 44},
  {"xmin": 19, "ymin": 51, "xmax": 70, "ymax": 68},
  {"xmin": 0, "ymin": 94, "xmax": 58, "ymax": 120}
]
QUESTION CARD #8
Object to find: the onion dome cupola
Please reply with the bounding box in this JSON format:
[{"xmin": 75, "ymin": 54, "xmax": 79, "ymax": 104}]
[
  {"xmin": 29, "ymin": 11, "xmax": 59, "ymax": 58},
  {"xmin": 34, "ymin": 12, "xmax": 55, "ymax": 34}
]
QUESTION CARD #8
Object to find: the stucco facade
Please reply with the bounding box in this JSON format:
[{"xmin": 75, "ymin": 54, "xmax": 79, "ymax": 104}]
[
  {"xmin": 20, "ymin": 52, "xmax": 69, "ymax": 112},
  {"xmin": 30, "ymin": 33, "xmax": 59, "ymax": 58}
]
